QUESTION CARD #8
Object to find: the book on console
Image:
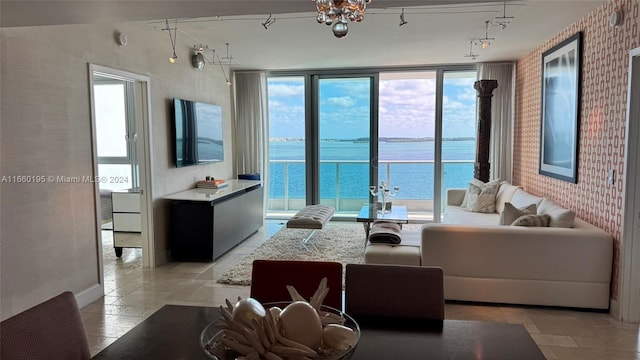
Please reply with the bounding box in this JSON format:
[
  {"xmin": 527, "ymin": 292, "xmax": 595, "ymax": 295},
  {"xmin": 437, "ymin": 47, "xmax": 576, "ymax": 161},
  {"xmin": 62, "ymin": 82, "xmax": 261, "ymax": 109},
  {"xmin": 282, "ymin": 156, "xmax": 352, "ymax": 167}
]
[{"xmin": 195, "ymin": 179, "xmax": 228, "ymax": 189}]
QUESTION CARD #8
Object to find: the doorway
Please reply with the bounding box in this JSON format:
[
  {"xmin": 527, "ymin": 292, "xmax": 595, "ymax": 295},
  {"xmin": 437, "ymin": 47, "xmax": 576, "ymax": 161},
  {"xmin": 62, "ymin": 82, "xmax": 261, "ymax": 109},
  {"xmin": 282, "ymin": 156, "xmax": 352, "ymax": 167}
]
[
  {"xmin": 89, "ymin": 64, "xmax": 154, "ymax": 295},
  {"xmin": 621, "ymin": 46, "xmax": 640, "ymax": 322}
]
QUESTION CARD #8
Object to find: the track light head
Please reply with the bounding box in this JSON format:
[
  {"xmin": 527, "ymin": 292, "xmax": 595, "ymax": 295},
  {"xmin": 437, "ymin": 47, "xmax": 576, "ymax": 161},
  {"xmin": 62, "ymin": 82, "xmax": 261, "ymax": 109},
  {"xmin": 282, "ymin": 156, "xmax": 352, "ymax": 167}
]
[
  {"xmin": 399, "ymin": 8, "xmax": 408, "ymax": 27},
  {"xmin": 262, "ymin": 14, "xmax": 276, "ymax": 30}
]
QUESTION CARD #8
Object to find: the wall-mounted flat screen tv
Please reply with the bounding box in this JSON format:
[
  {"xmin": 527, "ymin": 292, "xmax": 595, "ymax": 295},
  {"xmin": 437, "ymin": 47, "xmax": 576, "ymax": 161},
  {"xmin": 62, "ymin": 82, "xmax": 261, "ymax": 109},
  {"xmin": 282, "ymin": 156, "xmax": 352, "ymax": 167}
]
[{"xmin": 173, "ymin": 98, "xmax": 224, "ymax": 167}]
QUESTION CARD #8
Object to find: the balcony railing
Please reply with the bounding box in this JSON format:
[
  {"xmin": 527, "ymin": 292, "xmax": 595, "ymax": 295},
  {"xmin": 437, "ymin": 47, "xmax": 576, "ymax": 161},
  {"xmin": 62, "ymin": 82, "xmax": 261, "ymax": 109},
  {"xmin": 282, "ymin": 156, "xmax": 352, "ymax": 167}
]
[{"xmin": 267, "ymin": 159, "xmax": 474, "ymax": 214}]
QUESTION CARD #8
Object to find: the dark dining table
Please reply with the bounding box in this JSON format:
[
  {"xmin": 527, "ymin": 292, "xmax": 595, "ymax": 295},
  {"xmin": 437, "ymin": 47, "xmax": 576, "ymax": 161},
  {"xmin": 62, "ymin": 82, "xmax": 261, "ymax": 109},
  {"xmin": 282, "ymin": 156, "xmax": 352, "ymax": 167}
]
[{"xmin": 92, "ymin": 304, "xmax": 546, "ymax": 360}]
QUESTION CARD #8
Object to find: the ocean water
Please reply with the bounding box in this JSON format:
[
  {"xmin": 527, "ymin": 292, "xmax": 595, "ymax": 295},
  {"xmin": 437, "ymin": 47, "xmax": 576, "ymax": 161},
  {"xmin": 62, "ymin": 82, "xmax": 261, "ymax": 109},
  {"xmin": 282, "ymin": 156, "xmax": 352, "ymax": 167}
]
[{"xmin": 269, "ymin": 140, "xmax": 475, "ymax": 200}]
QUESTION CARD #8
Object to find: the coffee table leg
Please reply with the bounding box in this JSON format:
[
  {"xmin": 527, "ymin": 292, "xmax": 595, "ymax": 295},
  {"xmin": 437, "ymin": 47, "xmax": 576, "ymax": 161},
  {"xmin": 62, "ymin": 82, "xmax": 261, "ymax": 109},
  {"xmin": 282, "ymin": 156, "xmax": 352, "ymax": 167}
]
[{"xmin": 363, "ymin": 222, "xmax": 371, "ymax": 247}]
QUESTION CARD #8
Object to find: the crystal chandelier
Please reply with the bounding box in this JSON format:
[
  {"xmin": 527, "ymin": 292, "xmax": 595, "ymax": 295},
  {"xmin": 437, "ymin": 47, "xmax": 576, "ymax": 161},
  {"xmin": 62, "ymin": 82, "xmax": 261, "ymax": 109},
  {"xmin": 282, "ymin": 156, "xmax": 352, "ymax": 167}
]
[{"xmin": 315, "ymin": 0, "xmax": 372, "ymax": 38}]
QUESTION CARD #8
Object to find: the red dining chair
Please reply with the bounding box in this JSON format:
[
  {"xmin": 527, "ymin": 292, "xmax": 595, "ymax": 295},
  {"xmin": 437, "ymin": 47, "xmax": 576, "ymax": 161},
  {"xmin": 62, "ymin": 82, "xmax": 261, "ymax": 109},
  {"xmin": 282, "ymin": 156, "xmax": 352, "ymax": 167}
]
[
  {"xmin": 345, "ymin": 263, "xmax": 444, "ymax": 320},
  {"xmin": 250, "ymin": 259, "xmax": 343, "ymax": 310},
  {"xmin": 0, "ymin": 291, "xmax": 91, "ymax": 360}
]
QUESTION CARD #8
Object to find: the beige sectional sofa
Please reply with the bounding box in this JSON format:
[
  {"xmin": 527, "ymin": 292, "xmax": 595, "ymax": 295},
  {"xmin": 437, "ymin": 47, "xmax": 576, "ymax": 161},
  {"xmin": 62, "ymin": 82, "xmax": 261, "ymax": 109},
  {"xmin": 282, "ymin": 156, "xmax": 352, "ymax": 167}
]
[{"xmin": 421, "ymin": 182, "xmax": 613, "ymax": 309}]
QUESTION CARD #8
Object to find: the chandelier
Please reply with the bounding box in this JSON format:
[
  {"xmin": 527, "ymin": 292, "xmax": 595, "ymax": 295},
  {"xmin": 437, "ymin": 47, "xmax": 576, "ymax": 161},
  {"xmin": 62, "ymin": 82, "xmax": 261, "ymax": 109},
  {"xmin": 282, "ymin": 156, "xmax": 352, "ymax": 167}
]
[{"xmin": 315, "ymin": 0, "xmax": 372, "ymax": 38}]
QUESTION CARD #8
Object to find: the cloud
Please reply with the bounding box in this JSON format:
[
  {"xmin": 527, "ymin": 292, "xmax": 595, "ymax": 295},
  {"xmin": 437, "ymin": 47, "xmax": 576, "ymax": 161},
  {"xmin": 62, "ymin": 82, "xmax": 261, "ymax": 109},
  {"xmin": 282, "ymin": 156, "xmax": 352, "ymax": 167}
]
[
  {"xmin": 268, "ymin": 100, "xmax": 305, "ymax": 137},
  {"xmin": 325, "ymin": 96, "xmax": 356, "ymax": 107},
  {"xmin": 268, "ymin": 83, "xmax": 304, "ymax": 97},
  {"xmin": 267, "ymin": 73, "xmax": 477, "ymax": 139},
  {"xmin": 442, "ymin": 95, "xmax": 477, "ymax": 138},
  {"xmin": 378, "ymin": 78, "xmax": 436, "ymax": 137}
]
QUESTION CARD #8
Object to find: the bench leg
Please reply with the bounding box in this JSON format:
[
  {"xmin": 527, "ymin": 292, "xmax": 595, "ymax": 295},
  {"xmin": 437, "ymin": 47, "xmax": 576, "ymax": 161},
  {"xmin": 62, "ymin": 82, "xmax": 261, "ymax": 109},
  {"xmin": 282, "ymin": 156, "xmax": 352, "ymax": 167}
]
[
  {"xmin": 301, "ymin": 229, "xmax": 317, "ymax": 244},
  {"xmin": 300, "ymin": 229, "xmax": 319, "ymax": 251}
]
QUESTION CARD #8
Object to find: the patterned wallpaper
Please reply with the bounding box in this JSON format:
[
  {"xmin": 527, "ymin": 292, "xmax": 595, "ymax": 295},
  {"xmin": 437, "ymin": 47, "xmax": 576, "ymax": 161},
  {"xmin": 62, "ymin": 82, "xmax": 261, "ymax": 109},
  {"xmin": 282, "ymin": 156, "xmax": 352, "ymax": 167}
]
[{"xmin": 513, "ymin": 0, "xmax": 639, "ymax": 302}]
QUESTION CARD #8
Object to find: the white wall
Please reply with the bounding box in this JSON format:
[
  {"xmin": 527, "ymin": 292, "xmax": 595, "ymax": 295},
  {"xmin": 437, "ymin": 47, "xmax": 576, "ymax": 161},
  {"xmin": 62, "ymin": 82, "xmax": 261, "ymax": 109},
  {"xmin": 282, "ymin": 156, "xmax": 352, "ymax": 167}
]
[{"xmin": 0, "ymin": 21, "xmax": 234, "ymax": 319}]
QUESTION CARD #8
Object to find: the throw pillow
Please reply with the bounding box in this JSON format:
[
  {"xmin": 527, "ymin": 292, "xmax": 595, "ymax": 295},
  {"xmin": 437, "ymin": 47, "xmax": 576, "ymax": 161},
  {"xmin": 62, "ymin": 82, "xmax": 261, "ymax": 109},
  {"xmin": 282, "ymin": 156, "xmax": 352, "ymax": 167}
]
[
  {"xmin": 537, "ymin": 199, "xmax": 576, "ymax": 228},
  {"xmin": 465, "ymin": 178, "xmax": 501, "ymax": 213},
  {"xmin": 511, "ymin": 214, "xmax": 551, "ymax": 227},
  {"xmin": 461, "ymin": 178, "xmax": 500, "ymax": 208},
  {"xmin": 461, "ymin": 188, "xmax": 470, "ymax": 209},
  {"xmin": 495, "ymin": 182, "xmax": 522, "ymax": 213},
  {"xmin": 499, "ymin": 202, "xmax": 537, "ymax": 225}
]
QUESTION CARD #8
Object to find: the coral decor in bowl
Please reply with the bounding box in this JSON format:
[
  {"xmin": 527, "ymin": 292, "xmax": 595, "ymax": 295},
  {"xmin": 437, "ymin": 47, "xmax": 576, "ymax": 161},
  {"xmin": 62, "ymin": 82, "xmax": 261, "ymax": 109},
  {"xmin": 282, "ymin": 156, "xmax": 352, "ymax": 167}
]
[{"xmin": 201, "ymin": 301, "xmax": 360, "ymax": 360}]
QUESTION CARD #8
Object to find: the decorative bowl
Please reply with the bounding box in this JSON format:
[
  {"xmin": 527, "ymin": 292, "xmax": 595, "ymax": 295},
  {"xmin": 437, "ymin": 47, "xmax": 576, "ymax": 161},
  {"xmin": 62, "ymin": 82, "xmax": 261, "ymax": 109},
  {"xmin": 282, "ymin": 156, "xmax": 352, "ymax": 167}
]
[{"xmin": 200, "ymin": 302, "xmax": 360, "ymax": 360}]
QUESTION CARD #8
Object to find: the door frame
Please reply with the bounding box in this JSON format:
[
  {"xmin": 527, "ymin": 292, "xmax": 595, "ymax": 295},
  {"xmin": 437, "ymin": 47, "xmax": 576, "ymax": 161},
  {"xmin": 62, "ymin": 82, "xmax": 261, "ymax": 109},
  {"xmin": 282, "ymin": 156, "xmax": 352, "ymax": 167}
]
[
  {"xmin": 620, "ymin": 46, "xmax": 640, "ymax": 322},
  {"xmin": 310, "ymin": 74, "xmax": 377, "ymax": 209},
  {"xmin": 88, "ymin": 64, "xmax": 155, "ymax": 283}
]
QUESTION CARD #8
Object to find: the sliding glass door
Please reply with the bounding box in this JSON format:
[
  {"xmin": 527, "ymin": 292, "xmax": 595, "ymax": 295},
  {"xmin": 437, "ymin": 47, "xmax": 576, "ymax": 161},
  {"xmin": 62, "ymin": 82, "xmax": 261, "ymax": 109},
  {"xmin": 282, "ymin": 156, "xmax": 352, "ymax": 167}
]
[
  {"xmin": 441, "ymin": 71, "xmax": 478, "ymax": 218},
  {"xmin": 266, "ymin": 67, "xmax": 476, "ymax": 221},
  {"xmin": 317, "ymin": 77, "xmax": 373, "ymax": 211},
  {"xmin": 266, "ymin": 76, "xmax": 307, "ymax": 213},
  {"xmin": 378, "ymin": 72, "xmax": 436, "ymax": 218}
]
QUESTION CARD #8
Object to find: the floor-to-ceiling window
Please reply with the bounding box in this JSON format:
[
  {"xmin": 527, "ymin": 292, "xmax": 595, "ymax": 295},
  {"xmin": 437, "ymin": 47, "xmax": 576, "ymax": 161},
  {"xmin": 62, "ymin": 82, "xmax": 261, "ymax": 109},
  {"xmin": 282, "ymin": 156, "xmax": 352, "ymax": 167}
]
[
  {"xmin": 267, "ymin": 76, "xmax": 307, "ymax": 212},
  {"xmin": 378, "ymin": 71, "xmax": 436, "ymax": 217},
  {"xmin": 266, "ymin": 66, "xmax": 476, "ymax": 221},
  {"xmin": 317, "ymin": 77, "xmax": 373, "ymax": 211},
  {"xmin": 441, "ymin": 71, "xmax": 478, "ymax": 218}
]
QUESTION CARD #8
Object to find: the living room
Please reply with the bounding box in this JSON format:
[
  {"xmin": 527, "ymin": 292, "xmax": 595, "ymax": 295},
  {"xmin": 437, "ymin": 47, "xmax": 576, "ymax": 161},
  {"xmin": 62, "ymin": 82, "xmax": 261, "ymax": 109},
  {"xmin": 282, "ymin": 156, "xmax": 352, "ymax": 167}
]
[{"xmin": 1, "ymin": 0, "xmax": 639, "ymax": 357}]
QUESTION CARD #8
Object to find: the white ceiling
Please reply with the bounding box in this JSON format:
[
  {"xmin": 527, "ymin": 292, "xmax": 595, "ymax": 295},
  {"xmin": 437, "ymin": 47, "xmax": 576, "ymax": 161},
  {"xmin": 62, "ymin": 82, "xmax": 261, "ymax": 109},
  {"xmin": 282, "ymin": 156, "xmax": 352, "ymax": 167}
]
[{"xmin": 1, "ymin": 0, "xmax": 607, "ymax": 70}]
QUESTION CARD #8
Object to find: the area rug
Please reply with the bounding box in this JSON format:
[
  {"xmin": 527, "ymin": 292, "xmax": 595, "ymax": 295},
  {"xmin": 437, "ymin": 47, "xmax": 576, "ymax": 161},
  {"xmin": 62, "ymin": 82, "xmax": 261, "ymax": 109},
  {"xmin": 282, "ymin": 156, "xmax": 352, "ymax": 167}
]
[{"xmin": 216, "ymin": 222, "xmax": 423, "ymax": 286}]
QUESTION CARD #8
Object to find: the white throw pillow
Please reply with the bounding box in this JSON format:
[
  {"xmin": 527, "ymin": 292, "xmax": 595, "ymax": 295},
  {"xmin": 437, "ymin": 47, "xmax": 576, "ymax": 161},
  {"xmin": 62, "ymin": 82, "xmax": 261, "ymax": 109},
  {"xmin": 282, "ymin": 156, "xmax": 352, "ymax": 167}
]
[
  {"xmin": 510, "ymin": 189, "xmax": 545, "ymax": 209},
  {"xmin": 538, "ymin": 198, "xmax": 576, "ymax": 228},
  {"xmin": 499, "ymin": 202, "xmax": 537, "ymax": 225},
  {"xmin": 495, "ymin": 182, "xmax": 522, "ymax": 214},
  {"xmin": 465, "ymin": 178, "xmax": 501, "ymax": 213}
]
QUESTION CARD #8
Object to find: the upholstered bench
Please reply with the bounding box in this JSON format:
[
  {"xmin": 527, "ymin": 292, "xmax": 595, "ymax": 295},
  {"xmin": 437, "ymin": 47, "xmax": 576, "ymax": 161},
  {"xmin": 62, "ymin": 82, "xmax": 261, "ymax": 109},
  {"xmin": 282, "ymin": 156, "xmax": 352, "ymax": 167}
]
[
  {"xmin": 286, "ymin": 204, "xmax": 335, "ymax": 245},
  {"xmin": 287, "ymin": 204, "xmax": 335, "ymax": 229},
  {"xmin": 364, "ymin": 230, "xmax": 421, "ymax": 266}
]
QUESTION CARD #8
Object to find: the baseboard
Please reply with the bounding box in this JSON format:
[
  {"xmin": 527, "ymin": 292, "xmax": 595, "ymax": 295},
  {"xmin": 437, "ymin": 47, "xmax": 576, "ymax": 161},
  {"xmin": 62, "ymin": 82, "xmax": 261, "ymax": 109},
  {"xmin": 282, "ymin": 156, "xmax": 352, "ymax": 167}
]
[
  {"xmin": 154, "ymin": 249, "xmax": 169, "ymax": 267},
  {"xmin": 75, "ymin": 283, "xmax": 103, "ymax": 309},
  {"xmin": 609, "ymin": 297, "xmax": 621, "ymax": 321}
]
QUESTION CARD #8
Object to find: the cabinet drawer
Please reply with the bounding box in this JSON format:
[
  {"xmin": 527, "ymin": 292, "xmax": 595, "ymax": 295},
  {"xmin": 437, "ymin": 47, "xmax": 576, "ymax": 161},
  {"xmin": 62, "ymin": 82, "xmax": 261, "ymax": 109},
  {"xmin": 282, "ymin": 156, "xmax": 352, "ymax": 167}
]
[
  {"xmin": 114, "ymin": 232, "xmax": 142, "ymax": 248},
  {"xmin": 113, "ymin": 213, "xmax": 141, "ymax": 232},
  {"xmin": 112, "ymin": 192, "xmax": 141, "ymax": 212}
]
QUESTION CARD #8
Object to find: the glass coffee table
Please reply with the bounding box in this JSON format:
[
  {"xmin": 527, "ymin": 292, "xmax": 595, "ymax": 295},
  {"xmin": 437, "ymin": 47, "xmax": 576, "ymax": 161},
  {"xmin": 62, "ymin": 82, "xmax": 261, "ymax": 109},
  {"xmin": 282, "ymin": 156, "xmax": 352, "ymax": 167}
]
[{"xmin": 356, "ymin": 204, "xmax": 408, "ymax": 243}]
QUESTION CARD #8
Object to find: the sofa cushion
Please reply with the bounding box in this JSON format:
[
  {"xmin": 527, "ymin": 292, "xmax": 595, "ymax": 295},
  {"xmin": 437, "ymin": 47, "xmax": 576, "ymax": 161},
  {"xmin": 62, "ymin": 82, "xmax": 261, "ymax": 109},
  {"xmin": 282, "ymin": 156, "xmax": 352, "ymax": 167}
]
[
  {"xmin": 511, "ymin": 214, "xmax": 551, "ymax": 227},
  {"xmin": 495, "ymin": 182, "xmax": 522, "ymax": 213},
  {"xmin": 499, "ymin": 202, "xmax": 537, "ymax": 225},
  {"xmin": 465, "ymin": 179, "xmax": 501, "ymax": 213},
  {"xmin": 510, "ymin": 189, "xmax": 544, "ymax": 209},
  {"xmin": 444, "ymin": 206, "xmax": 500, "ymax": 225},
  {"xmin": 538, "ymin": 198, "xmax": 576, "ymax": 228}
]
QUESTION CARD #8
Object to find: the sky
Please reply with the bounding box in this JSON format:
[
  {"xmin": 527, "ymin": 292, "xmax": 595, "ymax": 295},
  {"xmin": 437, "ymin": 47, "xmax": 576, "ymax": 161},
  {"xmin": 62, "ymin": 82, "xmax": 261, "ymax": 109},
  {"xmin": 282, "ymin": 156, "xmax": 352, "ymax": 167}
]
[{"xmin": 267, "ymin": 71, "xmax": 477, "ymax": 140}]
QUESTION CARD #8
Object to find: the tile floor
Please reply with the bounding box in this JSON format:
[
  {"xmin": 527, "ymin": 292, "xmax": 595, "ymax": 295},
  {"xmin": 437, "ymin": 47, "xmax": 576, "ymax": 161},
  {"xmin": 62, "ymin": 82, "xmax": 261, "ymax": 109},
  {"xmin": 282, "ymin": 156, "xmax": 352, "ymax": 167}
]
[{"xmin": 82, "ymin": 221, "xmax": 640, "ymax": 360}]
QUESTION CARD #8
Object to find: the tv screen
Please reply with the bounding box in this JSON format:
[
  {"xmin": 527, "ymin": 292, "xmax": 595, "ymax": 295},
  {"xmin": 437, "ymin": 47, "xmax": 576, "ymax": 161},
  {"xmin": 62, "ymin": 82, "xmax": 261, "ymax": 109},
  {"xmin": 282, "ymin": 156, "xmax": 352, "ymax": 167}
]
[{"xmin": 173, "ymin": 98, "xmax": 224, "ymax": 167}]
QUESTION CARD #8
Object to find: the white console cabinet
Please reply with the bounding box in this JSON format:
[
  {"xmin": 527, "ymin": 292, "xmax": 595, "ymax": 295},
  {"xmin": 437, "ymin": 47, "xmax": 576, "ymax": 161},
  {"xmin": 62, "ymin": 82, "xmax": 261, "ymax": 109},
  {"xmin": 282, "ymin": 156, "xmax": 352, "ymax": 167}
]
[{"xmin": 111, "ymin": 188, "xmax": 142, "ymax": 257}]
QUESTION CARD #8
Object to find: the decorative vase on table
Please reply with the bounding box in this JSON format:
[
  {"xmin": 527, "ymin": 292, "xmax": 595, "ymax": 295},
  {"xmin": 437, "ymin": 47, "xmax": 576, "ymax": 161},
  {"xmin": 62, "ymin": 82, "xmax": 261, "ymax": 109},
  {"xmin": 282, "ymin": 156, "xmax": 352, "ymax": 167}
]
[{"xmin": 369, "ymin": 181, "xmax": 399, "ymax": 215}]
